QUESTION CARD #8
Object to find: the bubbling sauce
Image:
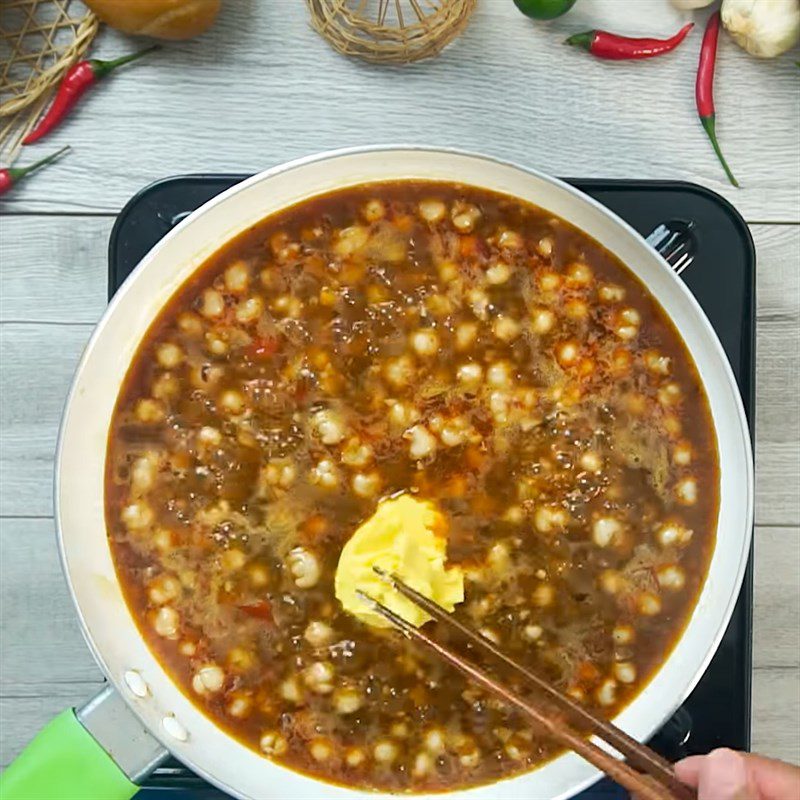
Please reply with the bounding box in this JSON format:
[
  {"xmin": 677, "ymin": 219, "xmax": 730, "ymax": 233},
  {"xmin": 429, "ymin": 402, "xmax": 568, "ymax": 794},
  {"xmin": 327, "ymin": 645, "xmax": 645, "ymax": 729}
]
[{"xmin": 106, "ymin": 182, "xmax": 718, "ymax": 792}]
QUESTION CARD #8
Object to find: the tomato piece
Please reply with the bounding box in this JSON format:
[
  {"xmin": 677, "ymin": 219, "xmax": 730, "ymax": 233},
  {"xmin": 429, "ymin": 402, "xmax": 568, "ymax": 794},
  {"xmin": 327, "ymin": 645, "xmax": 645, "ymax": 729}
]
[
  {"xmin": 576, "ymin": 660, "xmax": 601, "ymax": 684},
  {"xmin": 246, "ymin": 336, "xmax": 279, "ymax": 359},
  {"xmin": 237, "ymin": 600, "xmax": 273, "ymax": 623}
]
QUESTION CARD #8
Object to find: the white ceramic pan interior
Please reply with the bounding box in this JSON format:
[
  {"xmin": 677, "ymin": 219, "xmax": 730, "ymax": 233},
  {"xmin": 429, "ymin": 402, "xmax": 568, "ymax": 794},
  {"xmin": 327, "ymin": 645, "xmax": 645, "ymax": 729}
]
[{"xmin": 56, "ymin": 147, "xmax": 754, "ymax": 800}]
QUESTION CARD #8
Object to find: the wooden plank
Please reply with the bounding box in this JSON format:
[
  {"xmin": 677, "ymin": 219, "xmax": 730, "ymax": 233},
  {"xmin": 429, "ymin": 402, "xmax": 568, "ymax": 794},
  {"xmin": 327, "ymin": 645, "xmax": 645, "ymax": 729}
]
[
  {"xmin": 0, "ymin": 1, "xmax": 798, "ymax": 220},
  {"xmin": 753, "ymin": 528, "xmax": 800, "ymax": 670},
  {"xmin": 0, "ymin": 516, "xmax": 105, "ymax": 769},
  {"xmin": 0, "ymin": 517, "xmax": 102, "ymax": 689},
  {"xmin": 752, "ymin": 226, "xmax": 800, "ymax": 528},
  {"xmin": 0, "ymin": 216, "xmax": 112, "ymax": 324},
  {"xmin": 752, "ymin": 668, "xmax": 800, "ymax": 765},
  {"xmin": 0, "ymin": 324, "xmax": 93, "ymax": 517},
  {"xmin": 1, "ymin": 516, "xmax": 796, "ymax": 768},
  {"xmin": 752, "ymin": 225, "xmax": 800, "ymax": 324}
]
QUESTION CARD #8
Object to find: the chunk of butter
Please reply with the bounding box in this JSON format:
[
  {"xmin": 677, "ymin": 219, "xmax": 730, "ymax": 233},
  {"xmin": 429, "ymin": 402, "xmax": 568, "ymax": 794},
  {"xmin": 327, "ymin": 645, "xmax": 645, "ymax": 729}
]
[{"xmin": 335, "ymin": 495, "xmax": 464, "ymax": 629}]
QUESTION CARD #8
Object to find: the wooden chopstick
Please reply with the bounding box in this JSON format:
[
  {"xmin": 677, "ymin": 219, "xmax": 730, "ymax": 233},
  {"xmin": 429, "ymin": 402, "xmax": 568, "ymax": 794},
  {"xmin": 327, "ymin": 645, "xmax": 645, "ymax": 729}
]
[
  {"xmin": 356, "ymin": 590, "xmax": 674, "ymax": 800},
  {"xmin": 373, "ymin": 566, "xmax": 687, "ymax": 796},
  {"xmin": 360, "ymin": 571, "xmax": 694, "ymax": 800}
]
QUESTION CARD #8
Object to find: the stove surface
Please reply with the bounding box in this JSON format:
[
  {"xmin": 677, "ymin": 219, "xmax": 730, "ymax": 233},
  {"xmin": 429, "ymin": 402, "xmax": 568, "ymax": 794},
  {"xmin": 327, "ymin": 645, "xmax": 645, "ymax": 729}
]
[{"xmin": 108, "ymin": 176, "xmax": 755, "ymax": 800}]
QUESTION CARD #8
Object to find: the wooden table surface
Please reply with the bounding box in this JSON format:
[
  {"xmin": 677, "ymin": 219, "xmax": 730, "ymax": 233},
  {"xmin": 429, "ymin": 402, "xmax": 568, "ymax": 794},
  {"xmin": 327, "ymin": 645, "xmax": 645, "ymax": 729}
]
[{"xmin": 1, "ymin": 0, "xmax": 798, "ymax": 783}]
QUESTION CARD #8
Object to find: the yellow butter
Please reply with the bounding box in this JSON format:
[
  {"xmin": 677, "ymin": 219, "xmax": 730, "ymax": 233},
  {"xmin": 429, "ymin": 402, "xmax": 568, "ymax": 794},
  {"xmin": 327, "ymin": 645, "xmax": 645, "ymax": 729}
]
[{"xmin": 335, "ymin": 494, "xmax": 464, "ymax": 628}]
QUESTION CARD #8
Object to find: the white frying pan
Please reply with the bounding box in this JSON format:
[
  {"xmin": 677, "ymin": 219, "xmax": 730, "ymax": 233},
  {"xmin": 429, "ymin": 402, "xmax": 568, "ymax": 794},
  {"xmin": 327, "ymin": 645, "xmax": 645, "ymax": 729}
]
[{"xmin": 1, "ymin": 147, "xmax": 753, "ymax": 800}]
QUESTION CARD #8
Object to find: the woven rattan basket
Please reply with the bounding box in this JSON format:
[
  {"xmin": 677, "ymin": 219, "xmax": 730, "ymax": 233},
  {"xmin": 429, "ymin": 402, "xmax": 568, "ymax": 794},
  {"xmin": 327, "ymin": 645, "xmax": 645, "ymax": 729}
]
[
  {"xmin": 0, "ymin": 0, "xmax": 98, "ymax": 162},
  {"xmin": 307, "ymin": 0, "xmax": 476, "ymax": 63}
]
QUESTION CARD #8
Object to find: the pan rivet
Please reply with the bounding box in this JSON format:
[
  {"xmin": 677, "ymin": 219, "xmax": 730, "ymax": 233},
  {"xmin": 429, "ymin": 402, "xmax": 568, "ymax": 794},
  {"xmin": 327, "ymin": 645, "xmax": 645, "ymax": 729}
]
[
  {"xmin": 162, "ymin": 714, "xmax": 189, "ymax": 742},
  {"xmin": 123, "ymin": 669, "xmax": 149, "ymax": 698}
]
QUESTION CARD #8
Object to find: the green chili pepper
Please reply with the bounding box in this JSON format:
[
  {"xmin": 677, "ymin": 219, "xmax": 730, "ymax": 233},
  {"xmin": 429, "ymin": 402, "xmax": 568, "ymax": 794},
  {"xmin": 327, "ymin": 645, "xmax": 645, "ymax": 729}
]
[{"xmin": 513, "ymin": 0, "xmax": 577, "ymax": 20}]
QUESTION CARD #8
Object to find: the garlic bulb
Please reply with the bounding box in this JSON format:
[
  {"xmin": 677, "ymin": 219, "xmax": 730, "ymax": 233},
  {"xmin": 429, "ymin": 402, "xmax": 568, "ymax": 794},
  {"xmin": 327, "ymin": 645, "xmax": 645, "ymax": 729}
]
[
  {"xmin": 671, "ymin": 0, "xmax": 715, "ymax": 9},
  {"xmin": 721, "ymin": 0, "xmax": 800, "ymax": 57}
]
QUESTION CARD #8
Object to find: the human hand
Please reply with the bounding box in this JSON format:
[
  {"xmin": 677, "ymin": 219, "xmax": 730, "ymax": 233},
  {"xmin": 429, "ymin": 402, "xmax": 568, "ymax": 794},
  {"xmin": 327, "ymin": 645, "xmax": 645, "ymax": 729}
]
[{"xmin": 675, "ymin": 748, "xmax": 800, "ymax": 800}]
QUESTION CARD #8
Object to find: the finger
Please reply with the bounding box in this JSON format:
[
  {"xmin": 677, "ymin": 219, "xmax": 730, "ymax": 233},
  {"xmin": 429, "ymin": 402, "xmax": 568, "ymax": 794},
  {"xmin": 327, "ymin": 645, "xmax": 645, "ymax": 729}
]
[
  {"xmin": 676, "ymin": 750, "xmax": 800, "ymax": 800},
  {"xmin": 696, "ymin": 749, "xmax": 753, "ymax": 800},
  {"xmin": 675, "ymin": 755, "xmax": 705, "ymax": 788},
  {"xmin": 745, "ymin": 753, "xmax": 800, "ymax": 800}
]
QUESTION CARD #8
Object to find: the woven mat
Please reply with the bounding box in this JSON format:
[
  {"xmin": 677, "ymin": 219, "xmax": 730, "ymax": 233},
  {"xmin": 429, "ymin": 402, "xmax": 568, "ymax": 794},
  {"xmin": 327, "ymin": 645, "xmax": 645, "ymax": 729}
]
[{"xmin": 0, "ymin": 0, "xmax": 98, "ymax": 163}]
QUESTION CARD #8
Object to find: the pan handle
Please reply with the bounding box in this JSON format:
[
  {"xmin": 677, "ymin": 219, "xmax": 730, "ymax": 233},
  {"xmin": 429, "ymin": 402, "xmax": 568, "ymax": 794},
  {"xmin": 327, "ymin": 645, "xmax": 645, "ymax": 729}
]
[
  {"xmin": 645, "ymin": 220, "xmax": 698, "ymax": 275},
  {"xmin": 0, "ymin": 686, "xmax": 168, "ymax": 800}
]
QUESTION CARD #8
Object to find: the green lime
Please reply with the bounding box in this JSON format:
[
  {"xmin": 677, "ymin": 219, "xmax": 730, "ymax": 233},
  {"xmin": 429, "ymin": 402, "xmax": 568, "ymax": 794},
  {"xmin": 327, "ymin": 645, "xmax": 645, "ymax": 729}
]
[{"xmin": 513, "ymin": 0, "xmax": 578, "ymax": 20}]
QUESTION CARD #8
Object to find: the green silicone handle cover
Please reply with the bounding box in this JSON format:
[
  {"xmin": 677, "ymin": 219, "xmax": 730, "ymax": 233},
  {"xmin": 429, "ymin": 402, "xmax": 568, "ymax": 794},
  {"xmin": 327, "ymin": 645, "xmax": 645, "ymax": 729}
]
[{"xmin": 0, "ymin": 709, "xmax": 138, "ymax": 800}]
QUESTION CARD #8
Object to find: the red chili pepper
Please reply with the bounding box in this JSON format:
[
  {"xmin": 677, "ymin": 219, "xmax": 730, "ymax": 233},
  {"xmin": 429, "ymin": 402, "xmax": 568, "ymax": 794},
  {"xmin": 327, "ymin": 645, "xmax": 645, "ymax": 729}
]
[
  {"xmin": 23, "ymin": 46, "xmax": 159, "ymax": 145},
  {"xmin": 0, "ymin": 145, "xmax": 71, "ymax": 197},
  {"xmin": 696, "ymin": 12, "xmax": 738, "ymax": 187},
  {"xmin": 566, "ymin": 22, "xmax": 694, "ymax": 60},
  {"xmin": 237, "ymin": 600, "xmax": 274, "ymax": 623}
]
